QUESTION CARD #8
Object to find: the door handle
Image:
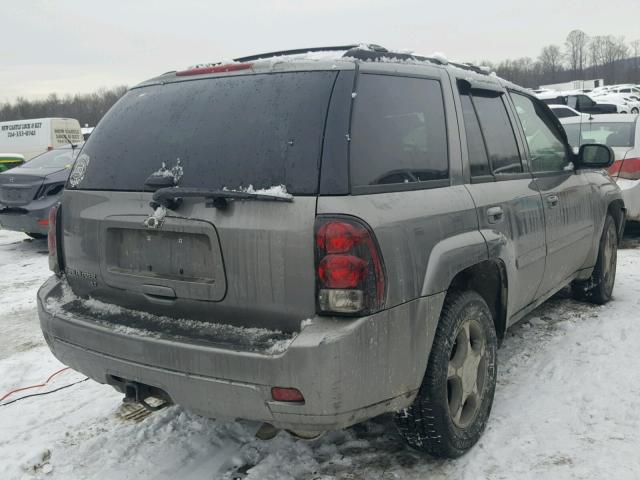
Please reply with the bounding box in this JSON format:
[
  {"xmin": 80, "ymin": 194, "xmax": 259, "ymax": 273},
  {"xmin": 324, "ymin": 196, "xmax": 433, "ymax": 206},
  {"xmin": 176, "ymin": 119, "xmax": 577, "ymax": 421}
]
[
  {"xmin": 546, "ymin": 195, "xmax": 559, "ymax": 208},
  {"xmin": 486, "ymin": 206, "xmax": 504, "ymax": 224}
]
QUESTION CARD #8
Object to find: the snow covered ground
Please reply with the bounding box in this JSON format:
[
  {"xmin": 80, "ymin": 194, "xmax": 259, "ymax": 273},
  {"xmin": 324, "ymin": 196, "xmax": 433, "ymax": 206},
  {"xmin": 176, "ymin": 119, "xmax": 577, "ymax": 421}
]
[{"xmin": 1, "ymin": 228, "xmax": 639, "ymax": 480}]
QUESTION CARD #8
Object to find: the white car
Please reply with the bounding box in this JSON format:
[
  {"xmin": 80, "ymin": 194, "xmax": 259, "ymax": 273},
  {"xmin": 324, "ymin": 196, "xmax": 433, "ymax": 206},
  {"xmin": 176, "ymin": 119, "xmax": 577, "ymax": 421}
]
[
  {"xmin": 592, "ymin": 92, "xmax": 640, "ymax": 114},
  {"xmin": 561, "ymin": 114, "xmax": 640, "ymax": 221},
  {"xmin": 548, "ymin": 104, "xmax": 590, "ymax": 119}
]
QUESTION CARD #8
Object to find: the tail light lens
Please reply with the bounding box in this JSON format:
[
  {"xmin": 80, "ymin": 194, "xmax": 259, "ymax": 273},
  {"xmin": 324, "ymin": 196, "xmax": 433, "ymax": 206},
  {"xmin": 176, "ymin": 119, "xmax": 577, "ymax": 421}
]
[
  {"xmin": 47, "ymin": 204, "xmax": 62, "ymax": 274},
  {"xmin": 315, "ymin": 216, "xmax": 385, "ymax": 315},
  {"xmin": 617, "ymin": 157, "xmax": 640, "ymax": 180}
]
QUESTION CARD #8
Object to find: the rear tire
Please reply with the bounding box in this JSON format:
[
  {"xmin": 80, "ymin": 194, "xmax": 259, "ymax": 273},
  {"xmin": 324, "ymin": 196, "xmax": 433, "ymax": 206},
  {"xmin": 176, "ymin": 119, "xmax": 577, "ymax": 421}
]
[
  {"xmin": 394, "ymin": 290, "xmax": 497, "ymax": 458},
  {"xmin": 632, "ymin": 108, "xmax": 639, "ymax": 114},
  {"xmin": 572, "ymin": 214, "xmax": 617, "ymax": 304},
  {"xmin": 26, "ymin": 232, "xmax": 47, "ymax": 239}
]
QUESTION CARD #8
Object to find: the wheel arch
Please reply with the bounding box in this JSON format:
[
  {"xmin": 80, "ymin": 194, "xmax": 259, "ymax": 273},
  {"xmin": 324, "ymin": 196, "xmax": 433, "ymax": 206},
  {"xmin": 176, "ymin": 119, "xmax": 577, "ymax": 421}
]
[
  {"xmin": 607, "ymin": 199, "xmax": 626, "ymax": 243},
  {"xmin": 447, "ymin": 259, "xmax": 509, "ymax": 342},
  {"xmin": 421, "ymin": 231, "xmax": 508, "ymax": 341}
]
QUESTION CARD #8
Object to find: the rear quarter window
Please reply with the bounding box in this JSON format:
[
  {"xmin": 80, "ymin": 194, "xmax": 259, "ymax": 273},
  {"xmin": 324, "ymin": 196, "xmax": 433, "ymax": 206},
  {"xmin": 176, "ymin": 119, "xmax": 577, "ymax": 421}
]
[{"xmin": 349, "ymin": 74, "xmax": 448, "ymax": 192}]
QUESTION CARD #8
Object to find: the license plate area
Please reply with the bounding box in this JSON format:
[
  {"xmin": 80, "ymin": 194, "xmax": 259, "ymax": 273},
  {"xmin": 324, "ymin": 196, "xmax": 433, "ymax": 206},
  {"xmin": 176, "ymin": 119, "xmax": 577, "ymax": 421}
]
[
  {"xmin": 1, "ymin": 186, "xmax": 31, "ymax": 203},
  {"xmin": 101, "ymin": 216, "xmax": 227, "ymax": 302},
  {"xmin": 107, "ymin": 229, "xmax": 215, "ymax": 282}
]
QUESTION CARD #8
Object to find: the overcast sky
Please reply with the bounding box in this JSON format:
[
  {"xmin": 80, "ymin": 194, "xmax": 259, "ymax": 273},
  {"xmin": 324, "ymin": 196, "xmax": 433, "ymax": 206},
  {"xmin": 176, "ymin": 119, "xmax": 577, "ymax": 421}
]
[{"xmin": 3, "ymin": 0, "xmax": 639, "ymax": 102}]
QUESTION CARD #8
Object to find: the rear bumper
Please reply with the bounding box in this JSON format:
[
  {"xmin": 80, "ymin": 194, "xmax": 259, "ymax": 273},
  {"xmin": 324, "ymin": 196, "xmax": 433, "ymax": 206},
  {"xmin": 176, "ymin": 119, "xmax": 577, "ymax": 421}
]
[
  {"xmin": 38, "ymin": 275, "xmax": 444, "ymax": 432},
  {"xmin": 0, "ymin": 199, "xmax": 56, "ymax": 235},
  {"xmin": 616, "ymin": 178, "xmax": 640, "ymax": 222}
]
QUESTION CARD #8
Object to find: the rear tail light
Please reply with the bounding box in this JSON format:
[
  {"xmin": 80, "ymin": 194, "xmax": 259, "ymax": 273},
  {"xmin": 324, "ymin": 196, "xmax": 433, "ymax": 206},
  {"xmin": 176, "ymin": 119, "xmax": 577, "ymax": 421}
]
[
  {"xmin": 315, "ymin": 216, "xmax": 385, "ymax": 315},
  {"xmin": 47, "ymin": 204, "xmax": 62, "ymax": 274},
  {"xmin": 271, "ymin": 387, "xmax": 305, "ymax": 403},
  {"xmin": 617, "ymin": 157, "xmax": 640, "ymax": 180},
  {"xmin": 176, "ymin": 62, "xmax": 253, "ymax": 77}
]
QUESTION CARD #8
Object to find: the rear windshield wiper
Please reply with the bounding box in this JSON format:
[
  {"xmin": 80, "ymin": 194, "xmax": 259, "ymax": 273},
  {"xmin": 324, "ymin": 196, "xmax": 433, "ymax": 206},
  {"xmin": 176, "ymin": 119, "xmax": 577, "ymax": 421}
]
[{"xmin": 151, "ymin": 187, "xmax": 293, "ymax": 210}]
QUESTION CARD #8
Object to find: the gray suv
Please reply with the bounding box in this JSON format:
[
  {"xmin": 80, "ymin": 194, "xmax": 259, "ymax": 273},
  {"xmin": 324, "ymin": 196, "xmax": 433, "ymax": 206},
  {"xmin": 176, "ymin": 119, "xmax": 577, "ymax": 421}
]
[{"xmin": 38, "ymin": 45, "xmax": 624, "ymax": 458}]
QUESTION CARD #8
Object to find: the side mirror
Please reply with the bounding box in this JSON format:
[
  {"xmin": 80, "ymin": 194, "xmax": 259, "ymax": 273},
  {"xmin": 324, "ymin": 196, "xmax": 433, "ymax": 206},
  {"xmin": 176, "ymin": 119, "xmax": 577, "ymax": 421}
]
[{"xmin": 575, "ymin": 143, "xmax": 615, "ymax": 169}]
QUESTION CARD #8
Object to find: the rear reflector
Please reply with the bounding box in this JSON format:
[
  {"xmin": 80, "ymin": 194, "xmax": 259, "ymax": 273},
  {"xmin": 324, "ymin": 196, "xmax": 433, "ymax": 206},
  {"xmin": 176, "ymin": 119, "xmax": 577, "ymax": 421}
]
[
  {"xmin": 37, "ymin": 219, "xmax": 49, "ymax": 226},
  {"xmin": 47, "ymin": 205, "xmax": 59, "ymax": 273},
  {"xmin": 271, "ymin": 387, "xmax": 305, "ymax": 403},
  {"xmin": 618, "ymin": 157, "xmax": 640, "ymax": 180},
  {"xmin": 176, "ymin": 62, "xmax": 253, "ymax": 77}
]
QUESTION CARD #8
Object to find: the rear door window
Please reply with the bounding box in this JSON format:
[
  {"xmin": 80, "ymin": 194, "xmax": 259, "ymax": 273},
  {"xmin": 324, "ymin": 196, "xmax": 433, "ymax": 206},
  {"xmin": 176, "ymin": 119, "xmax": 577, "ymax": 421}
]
[
  {"xmin": 471, "ymin": 92, "xmax": 523, "ymax": 175},
  {"xmin": 349, "ymin": 74, "xmax": 448, "ymax": 191},
  {"xmin": 459, "ymin": 93, "xmax": 491, "ymax": 177},
  {"xmin": 72, "ymin": 72, "xmax": 338, "ymax": 194}
]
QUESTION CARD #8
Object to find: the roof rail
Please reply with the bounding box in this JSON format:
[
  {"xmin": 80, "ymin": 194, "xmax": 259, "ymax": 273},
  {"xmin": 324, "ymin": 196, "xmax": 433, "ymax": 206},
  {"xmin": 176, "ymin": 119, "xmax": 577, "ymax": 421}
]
[
  {"xmin": 343, "ymin": 47, "xmax": 446, "ymax": 66},
  {"xmin": 449, "ymin": 62, "xmax": 490, "ymax": 76},
  {"xmin": 234, "ymin": 45, "xmax": 361, "ymax": 62},
  {"xmin": 231, "ymin": 43, "xmax": 490, "ymax": 76}
]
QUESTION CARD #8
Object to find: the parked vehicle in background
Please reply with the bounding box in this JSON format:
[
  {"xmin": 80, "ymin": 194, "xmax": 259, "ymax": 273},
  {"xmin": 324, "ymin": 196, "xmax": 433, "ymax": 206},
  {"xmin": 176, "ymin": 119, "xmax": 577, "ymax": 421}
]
[
  {"xmin": 561, "ymin": 114, "xmax": 640, "ymax": 222},
  {"xmin": 548, "ymin": 104, "xmax": 590, "ymax": 119},
  {"xmin": 0, "ymin": 118, "xmax": 83, "ymax": 161},
  {"xmin": 0, "ymin": 143, "xmax": 82, "ymax": 238},
  {"xmin": 537, "ymin": 91, "xmax": 624, "ymax": 114},
  {"xmin": 0, "ymin": 153, "xmax": 24, "ymax": 172},
  {"xmin": 38, "ymin": 45, "xmax": 624, "ymax": 459},
  {"xmin": 591, "ymin": 92, "xmax": 640, "ymax": 114}
]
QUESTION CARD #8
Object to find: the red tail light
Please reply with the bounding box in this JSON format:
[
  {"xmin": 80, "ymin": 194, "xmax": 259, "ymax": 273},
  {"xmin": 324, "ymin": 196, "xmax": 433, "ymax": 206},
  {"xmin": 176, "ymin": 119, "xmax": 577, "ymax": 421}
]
[
  {"xmin": 271, "ymin": 387, "xmax": 305, "ymax": 403},
  {"xmin": 176, "ymin": 62, "xmax": 253, "ymax": 77},
  {"xmin": 47, "ymin": 205, "xmax": 61, "ymax": 274},
  {"xmin": 618, "ymin": 157, "xmax": 640, "ymax": 180},
  {"xmin": 315, "ymin": 217, "xmax": 385, "ymax": 315}
]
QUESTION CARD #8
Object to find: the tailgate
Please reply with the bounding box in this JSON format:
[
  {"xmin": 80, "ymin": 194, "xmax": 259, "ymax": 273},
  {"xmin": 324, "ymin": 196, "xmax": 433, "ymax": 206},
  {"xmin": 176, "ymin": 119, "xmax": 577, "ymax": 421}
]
[{"xmin": 61, "ymin": 190, "xmax": 317, "ymax": 333}]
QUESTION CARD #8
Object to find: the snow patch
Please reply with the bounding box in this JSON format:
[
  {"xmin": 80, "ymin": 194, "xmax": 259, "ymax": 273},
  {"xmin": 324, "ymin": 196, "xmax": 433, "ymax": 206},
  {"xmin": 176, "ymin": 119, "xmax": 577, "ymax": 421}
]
[
  {"xmin": 224, "ymin": 184, "xmax": 293, "ymax": 199},
  {"xmin": 151, "ymin": 159, "xmax": 183, "ymax": 184}
]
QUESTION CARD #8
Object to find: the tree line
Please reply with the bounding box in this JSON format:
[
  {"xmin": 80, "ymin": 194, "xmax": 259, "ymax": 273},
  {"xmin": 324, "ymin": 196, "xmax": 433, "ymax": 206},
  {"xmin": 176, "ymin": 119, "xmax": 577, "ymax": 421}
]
[
  {"xmin": 0, "ymin": 86, "xmax": 128, "ymax": 127},
  {"xmin": 483, "ymin": 30, "xmax": 640, "ymax": 88}
]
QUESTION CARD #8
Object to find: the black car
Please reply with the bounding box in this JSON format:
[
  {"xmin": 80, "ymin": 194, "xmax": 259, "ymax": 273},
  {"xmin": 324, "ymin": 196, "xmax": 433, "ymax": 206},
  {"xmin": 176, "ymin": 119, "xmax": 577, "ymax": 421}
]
[
  {"xmin": 0, "ymin": 144, "xmax": 82, "ymax": 238},
  {"xmin": 540, "ymin": 93, "xmax": 619, "ymax": 114}
]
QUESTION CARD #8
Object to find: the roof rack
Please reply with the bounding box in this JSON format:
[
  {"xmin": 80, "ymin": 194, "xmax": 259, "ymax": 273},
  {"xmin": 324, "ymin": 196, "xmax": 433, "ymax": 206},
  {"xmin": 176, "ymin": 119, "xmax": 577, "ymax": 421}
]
[
  {"xmin": 234, "ymin": 45, "xmax": 361, "ymax": 62},
  {"xmin": 231, "ymin": 43, "xmax": 489, "ymax": 75}
]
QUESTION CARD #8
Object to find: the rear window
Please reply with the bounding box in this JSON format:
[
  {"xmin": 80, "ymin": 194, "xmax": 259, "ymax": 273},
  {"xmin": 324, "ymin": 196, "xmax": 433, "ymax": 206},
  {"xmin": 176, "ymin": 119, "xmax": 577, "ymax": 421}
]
[
  {"xmin": 349, "ymin": 74, "xmax": 448, "ymax": 190},
  {"xmin": 552, "ymin": 107, "xmax": 578, "ymax": 118},
  {"xmin": 73, "ymin": 72, "xmax": 338, "ymax": 194},
  {"xmin": 24, "ymin": 147, "xmax": 80, "ymax": 169},
  {"xmin": 563, "ymin": 121, "xmax": 636, "ymax": 148}
]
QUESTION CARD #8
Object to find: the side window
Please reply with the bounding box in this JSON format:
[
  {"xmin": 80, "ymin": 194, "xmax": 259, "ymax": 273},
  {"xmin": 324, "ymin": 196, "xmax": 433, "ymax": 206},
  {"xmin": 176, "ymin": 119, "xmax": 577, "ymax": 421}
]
[
  {"xmin": 510, "ymin": 92, "xmax": 570, "ymax": 172},
  {"xmin": 471, "ymin": 92, "xmax": 523, "ymax": 174},
  {"xmin": 567, "ymin": 96, "xmax": 578, "ymax": 109},
  {"xmin": 350, "ymin": 75, "xmax": 448, "ymax": 189},
  {"xmin": 459, "ymin": 93, "xmax": 491, "ymax": 176}
]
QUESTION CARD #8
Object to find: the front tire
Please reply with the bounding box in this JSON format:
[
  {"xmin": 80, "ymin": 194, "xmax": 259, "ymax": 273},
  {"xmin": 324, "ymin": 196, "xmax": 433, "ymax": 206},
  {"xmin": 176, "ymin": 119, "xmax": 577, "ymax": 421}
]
[
  {"xmin": 394, "ymin": 290, "xmax": 497, "ymax": 458},
  {"xmin": 572, "ymin": 214, "xmax": 618, "ymax": 304}
]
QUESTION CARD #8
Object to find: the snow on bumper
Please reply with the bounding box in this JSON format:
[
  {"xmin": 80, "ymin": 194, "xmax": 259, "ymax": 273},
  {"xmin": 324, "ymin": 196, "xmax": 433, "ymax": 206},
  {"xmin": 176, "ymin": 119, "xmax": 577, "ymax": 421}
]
[{"xmin": 37, "ymin": 275, "xmax": 443, "ymax": 432}]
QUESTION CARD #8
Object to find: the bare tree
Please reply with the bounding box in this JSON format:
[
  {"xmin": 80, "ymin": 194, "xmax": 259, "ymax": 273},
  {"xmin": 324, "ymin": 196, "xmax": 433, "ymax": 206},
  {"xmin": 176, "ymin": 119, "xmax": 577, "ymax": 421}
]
[
  {"xmin": 631, "ymin": 39, "xmax": 640, "ymax": 82},
  {"xmin": 0, "ymin": 86, "xmax": 128, "ymax": 126},
  {"xmin": 538, "ymin": 45, "xmax": 563, "ymax": 81},
  {"xmin": 565, "ymin": 29, "xmax": 588, "ymax": 75}
]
